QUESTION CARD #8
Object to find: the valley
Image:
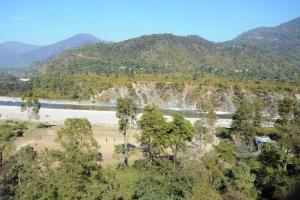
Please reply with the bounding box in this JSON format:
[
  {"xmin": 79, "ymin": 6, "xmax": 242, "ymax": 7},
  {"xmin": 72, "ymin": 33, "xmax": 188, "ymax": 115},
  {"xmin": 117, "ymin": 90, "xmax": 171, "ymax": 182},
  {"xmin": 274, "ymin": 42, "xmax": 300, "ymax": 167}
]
[{"xmin": 0, "ymin": 5, "xmax": 300, "ymax": 199}]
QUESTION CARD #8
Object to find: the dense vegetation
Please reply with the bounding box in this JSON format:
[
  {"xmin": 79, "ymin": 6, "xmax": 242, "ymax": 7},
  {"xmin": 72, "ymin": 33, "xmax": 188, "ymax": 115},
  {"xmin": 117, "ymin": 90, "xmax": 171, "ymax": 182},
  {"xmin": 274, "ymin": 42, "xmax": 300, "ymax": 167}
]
[
  {"xmin": 0, "ymin": 96, "xmax": 299, "ymax": 199},
  {"xmin": 25, "ymin": 33, "xmax": 300, "ymax": 80},
  {"xmin": 231, "ymin": 17, "xmax": 300, "ymax": 55},
  {"xmin": 0, "ymin": 16, "xmax": 300, "ymax": 200},
  {"xmin": 1, "ymin": 17, "xmax": 300, "ymax": 79},
  {"xmin": 1, "ymin": 73, "xmax": 299, "ymax": 102}
]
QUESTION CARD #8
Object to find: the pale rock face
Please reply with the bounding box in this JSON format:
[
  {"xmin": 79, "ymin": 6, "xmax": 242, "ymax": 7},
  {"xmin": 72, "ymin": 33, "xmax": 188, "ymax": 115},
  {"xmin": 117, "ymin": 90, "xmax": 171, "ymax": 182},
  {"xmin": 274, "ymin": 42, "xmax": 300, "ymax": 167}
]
[{"xmin": 89, "ymin": 82, "xmax": 282, "ymax": 112}]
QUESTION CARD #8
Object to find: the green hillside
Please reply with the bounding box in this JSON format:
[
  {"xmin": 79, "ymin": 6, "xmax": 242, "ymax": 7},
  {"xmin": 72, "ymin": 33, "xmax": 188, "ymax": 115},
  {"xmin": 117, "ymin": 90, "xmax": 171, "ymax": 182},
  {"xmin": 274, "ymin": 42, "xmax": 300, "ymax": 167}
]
[
  {"xmin": 28, "ymin": 34, "xmax": 300, "ymax": 80},
  {"xmin": 230, "ymin": 17, "xmax": 300, "ymax": 55}
]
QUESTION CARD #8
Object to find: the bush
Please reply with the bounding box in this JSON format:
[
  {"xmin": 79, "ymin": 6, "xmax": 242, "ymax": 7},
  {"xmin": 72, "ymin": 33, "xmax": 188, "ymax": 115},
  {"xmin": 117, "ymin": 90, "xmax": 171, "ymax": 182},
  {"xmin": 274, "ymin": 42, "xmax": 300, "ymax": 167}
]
[
  {"xmin": 36, "ymin": 122, "xmax": 52, "ymax": 129},
  {"xmin": 216, "ymin": 128, "xmax": 232, "ymax": 140},
  {"xmin": 0, "ymin": 121, "xmax": 28, "ymax": 140}
]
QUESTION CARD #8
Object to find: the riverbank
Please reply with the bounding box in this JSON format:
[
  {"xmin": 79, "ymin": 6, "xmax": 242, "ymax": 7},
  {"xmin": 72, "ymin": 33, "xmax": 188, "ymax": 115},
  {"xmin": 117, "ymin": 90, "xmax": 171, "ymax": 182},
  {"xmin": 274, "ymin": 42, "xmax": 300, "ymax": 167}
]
[
  {"xmin": 0, "ymin": 105, "xmax": 232, "ymax": 127},
  {"xmin": 0, "ymin": 96, "xmax": 233, "ymax": 115},
  {"xmin": 0, "ymin": 96, "xmax": 94, "ymax": 106}
]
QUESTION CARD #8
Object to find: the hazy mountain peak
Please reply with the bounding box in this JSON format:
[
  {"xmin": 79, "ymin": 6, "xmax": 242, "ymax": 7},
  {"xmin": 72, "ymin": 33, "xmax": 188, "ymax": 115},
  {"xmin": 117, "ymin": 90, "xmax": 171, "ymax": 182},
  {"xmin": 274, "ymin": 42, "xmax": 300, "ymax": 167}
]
[
  {"xmin": 69, "ymin": 33, "xmax": 100, "ymax": 40},
  {"xmin": 0, "ymin": 42, "xmax": 40, "ymax": 66},
  {"xmin": 0, "ymin": 41, "xmax": 40, "ymax": 53},
  {"xmin": 54, "ymin": 33, "xmax": 100, "ymax": 46},
  {"xmin": 0, "ymin": 33, "xmax": 105, "ymax": 69}
]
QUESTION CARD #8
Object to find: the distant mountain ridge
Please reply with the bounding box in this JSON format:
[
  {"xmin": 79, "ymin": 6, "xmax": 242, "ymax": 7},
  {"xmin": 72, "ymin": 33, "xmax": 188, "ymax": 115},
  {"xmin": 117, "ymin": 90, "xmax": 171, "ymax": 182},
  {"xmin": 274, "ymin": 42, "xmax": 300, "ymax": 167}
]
[
  {"xmin": 1, "ymin": 16, "xmax": 300, "ymax": 79},
  {"xmin": 230, "ymin": 17, "xmax": 300, "ymax": 54},
  {"xmin": 0, "ymin": 33, "xmax": 104, "ymax": 69},
  {"xmin": 32, "ymin": 33, "xmax": 299, "ymax": 79},
  {"xmin": 0, "ymin": 42, "xmax": 40, "ymax": 67}
]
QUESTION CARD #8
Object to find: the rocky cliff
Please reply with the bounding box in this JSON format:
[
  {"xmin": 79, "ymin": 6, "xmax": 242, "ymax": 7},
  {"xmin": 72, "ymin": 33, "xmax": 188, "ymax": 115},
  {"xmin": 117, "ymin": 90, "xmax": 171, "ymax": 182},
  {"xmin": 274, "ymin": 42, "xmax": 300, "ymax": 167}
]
[{"xmin": 89, "ymin": 81, "xmax": 283, "ymax": 112}]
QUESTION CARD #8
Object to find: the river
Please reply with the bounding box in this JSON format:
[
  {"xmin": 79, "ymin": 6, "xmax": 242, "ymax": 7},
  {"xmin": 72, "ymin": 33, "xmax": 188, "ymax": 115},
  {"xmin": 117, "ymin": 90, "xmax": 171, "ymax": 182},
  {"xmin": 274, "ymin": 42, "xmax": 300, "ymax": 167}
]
[{"xmin": 0, "ymin": 97, "xmax": 233, "ymax": 127}]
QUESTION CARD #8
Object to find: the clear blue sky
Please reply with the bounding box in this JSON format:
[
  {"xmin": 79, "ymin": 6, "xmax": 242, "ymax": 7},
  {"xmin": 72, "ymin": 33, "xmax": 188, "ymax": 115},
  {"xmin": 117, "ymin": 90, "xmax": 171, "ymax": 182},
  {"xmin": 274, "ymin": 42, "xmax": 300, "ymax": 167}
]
[{"xmin": 0, "ymin": 0, "xmax": 299, "ymax": 45}]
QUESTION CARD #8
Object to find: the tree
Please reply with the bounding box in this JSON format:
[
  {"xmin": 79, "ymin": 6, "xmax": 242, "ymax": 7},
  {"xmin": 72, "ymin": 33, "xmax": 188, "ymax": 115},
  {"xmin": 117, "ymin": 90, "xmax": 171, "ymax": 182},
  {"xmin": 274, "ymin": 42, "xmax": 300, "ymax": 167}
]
[
  {"xmin": 207, "ymin": 108, "xmax": 218, "ymax": 133},
  {"xmin": 0, "ymin": 122, "xmax": 27, "ymax": 166},
  {"xmin": 167, "ymin": 113, "xmax": 195, "ymax": 164},
  {"xmin": 197, "ymin": 99, "xmax": 218, "ymax": 134},
  {"xmin": 276, "ymin": 97, "xmax": 297, "ymax": 127},
  {"xmin": 13, "ymin": 118, "xmax": 108, "ymax": 199},
  {"xmin": 56, "ymin": 118, "xmax": 98, "ymax": 152},
  {"xmin": 0, "ymin": 128, "xmax": 15, "ymax": 166},
  {"xmin": 229, "ymin": 163, "xmax": 259, "ymax": 200},
  {"xmin": 189, "ymin": 177, "xmax": 222, "ymax": 200},
  {"xmin": 14, "ymin": 146, "xmax": 38, "ymax": 189},
  {"xmin": 51, "ymin": 118, "xmax": 105, "ymax": 199},
  {"xmin": 20, "ymin": 91, "xmax": 41, "ymax": 134},
  {"xmin": 139, "ymin": 105, "xmax": 168, "ymax": 163},
  {"xmin": 132, "ymin": 159, "xmax": 198, "ymax": 200},
  {"xmin": 194, "ymin": 119, "xmax": 208, "ymax": 151},
  {"xmin": 253, "ymin": 98, "xmax": 263, "ymax": 128},
  {"xmin": 201, "ymin": 152, "xmax": 228, "ymax": 191},
  {"xmin": 116, "ymin": 98, "xmax": 137, "ymax": 166},
  {"xmin": 276, "ymin": 98, "xmax": 300, "ymax": 169},
  {"xmin": 215, "ymin": 141, "xmax": 236, "ymax": 165},
  {"xmin": 231, "ymin": 99, "xmax": 255, "ymax": 145},
  {"xmin": 255, "ymin": 143, "xmax": 296, "ymax": 199}
]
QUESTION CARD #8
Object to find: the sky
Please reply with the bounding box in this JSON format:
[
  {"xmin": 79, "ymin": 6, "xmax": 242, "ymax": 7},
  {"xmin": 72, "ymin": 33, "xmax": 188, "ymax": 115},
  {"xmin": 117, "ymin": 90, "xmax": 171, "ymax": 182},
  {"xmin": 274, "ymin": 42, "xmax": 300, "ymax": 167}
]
[{"xmin": 0, "ymin": 0, "xmax": 300, "ymax": 45}]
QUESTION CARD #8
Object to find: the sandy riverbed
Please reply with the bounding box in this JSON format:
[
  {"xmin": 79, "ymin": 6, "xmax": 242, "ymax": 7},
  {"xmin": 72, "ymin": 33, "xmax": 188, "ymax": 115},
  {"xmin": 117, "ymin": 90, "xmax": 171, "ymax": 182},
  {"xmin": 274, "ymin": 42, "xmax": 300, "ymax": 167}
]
[
  {"xmin": 0, "ymin": 105, "xmax": 232, "ymax": 127},
  {"xmin": 1, "ymin": 97, "xmax": 232, "ymax": 166}
]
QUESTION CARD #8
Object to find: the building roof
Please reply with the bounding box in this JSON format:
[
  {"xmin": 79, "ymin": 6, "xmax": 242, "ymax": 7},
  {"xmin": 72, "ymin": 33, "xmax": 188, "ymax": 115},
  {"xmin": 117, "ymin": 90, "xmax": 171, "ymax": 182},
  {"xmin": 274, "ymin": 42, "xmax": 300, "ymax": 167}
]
[{"xmin": 255, "ymin": 136, "xmax": 272, "ymax": 144}]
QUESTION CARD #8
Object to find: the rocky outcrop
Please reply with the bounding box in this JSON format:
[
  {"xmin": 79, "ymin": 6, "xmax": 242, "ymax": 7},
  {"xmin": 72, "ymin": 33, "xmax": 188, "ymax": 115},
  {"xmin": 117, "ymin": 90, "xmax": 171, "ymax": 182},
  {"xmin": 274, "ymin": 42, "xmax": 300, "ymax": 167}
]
[{"xmin": 90, "ymin": 82, "xmax": 283, "ymax": 112}]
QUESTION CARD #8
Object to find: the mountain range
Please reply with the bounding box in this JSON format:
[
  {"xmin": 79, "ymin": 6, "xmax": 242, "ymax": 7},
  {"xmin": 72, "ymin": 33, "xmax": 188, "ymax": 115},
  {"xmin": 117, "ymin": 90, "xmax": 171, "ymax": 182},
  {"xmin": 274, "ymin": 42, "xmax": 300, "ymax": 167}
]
[
  {"xmin": 1, "ymin": 17, "xmax": 300, "ymax": 79},
  {"xmin": 30, "ymin": 17, "xmax": 300, "ymax": 79},
  {"xmin": 0, "ymin": 42, "xmax": 40, "ymax": 67},
  {"xmin": 0, "ymin": 33, "xmax": 103, "ymax": 69},
  {"xmin": 230, "ymin": 17, "xmax": 300, "ymax": 55}
]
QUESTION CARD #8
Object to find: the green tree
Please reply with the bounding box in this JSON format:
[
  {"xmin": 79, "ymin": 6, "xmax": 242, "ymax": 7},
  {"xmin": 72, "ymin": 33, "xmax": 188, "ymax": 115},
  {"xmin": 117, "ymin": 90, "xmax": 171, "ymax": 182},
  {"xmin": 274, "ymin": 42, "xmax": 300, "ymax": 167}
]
[
  {"xmin": 0, "ymin": 129, "xmax": 15, "ymax": 166},
  {"xmin": 207, "ymin": 108, "xmax": 218, "ymax": 133},
  {"xmin": 276, "ymin": 98, "xmax": 300, "ymax": 169},
  {"xmin": 20, "ymin": 91, "xmax": 41, "ymax": 134},
  {"xmin": 14, "ymin": 118, "xmax": 108, "ymax": 199},
  {"xmin": 201, "ymin": 152, "xmax": 228, "ymax": 191},
  {"xmin": 194, "ymin": 119, "xmax": 208, "ymax": 151},
  {"xmin": 167, "ymin": 113, "xmax": 195, "ymax": 164},
  {"xmin": 56, "ymin": 118, "xmax": 98, "ymax": 152},
  {"xmin": 276, "ymin": 97, "xmax": 297, "ymax": 127},
  {"xmin": 13, "ymin": 146, "xmax": 38, "ymax": 191},
  {"xmin": 253, "ymin": 98, "xmax": 263, "ymax": 128},
  {"xmin": 197, "ymin": 99, "xmax": 218, "ymax": 134},
  {"xmin": 254, "ymin": 143, "xmax": 296, "ymax": 199},
  {"xmin": 189, "ymin": 177, "xmax": 222, "ymax": 200},
  {"xmin": 116, "ymin": 98, "xmax": 137, "ymax": 166},
  {"xmin": 132, "ymin": 159, "xmax": 198, "ymax": 200},
  {"xmin": 231, "ymin": 99, "xmax": 255, "ymax": 145},
  {"xmin": 139, "ymin": 105, "xmax": 168, "ymax": 163},
  {"xmin": 215, "ymin": 141, "xmax": 236, "ymax": 165},
  {"xmin": 0, "ymin": 122, "xmax": 27, "ymax": 166},
  {"xmin": 229, "ymin": 163, "xmax": 259, "ymax": 200}
]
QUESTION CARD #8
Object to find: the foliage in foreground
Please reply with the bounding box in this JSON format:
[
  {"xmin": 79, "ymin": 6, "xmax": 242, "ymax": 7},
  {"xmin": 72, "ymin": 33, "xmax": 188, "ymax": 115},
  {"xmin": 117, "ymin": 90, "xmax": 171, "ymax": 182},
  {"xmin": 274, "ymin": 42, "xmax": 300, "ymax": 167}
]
[{"xmin": 0, "ymin": 97, "xmax": 299, "ymax": 199}]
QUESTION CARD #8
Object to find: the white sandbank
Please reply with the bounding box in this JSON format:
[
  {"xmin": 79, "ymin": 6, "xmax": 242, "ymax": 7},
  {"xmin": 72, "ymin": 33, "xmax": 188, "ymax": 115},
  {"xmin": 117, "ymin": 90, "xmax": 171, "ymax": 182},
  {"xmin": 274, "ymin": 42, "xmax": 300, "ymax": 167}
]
[
  {"xmin": 0, "ymin": 105, "xmax": 232, "ymax": 128},
  {"xmin": 0, "ymin": 96, "xmax": 233, "ymax": 115}
]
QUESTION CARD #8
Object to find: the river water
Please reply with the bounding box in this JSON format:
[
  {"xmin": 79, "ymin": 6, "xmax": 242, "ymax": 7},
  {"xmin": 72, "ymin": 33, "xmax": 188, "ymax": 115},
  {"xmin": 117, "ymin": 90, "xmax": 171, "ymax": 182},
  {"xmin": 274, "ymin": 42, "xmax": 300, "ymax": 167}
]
[{"xmin": 0, "ymin": 99, "xmax": 232, "ymax": 119}]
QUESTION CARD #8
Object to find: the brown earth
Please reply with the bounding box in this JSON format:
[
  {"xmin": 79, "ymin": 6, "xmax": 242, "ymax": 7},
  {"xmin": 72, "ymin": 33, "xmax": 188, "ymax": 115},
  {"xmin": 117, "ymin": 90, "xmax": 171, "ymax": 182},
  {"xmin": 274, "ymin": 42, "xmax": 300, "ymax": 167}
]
[{"xmin": 14, "ymin": 124, "xmax": 143, "ymax": 166}]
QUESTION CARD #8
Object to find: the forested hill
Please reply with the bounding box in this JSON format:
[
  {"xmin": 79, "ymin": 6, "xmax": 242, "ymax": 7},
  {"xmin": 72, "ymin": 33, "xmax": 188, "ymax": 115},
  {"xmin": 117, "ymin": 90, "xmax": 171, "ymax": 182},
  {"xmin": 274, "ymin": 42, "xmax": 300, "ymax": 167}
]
[
  {"xmin": 230, "ymin": 17, "xmax": 300, "ymax": 55},
  {"xmin": 29, "ymin": 33, "xmax": 300, "ymax": 79}
]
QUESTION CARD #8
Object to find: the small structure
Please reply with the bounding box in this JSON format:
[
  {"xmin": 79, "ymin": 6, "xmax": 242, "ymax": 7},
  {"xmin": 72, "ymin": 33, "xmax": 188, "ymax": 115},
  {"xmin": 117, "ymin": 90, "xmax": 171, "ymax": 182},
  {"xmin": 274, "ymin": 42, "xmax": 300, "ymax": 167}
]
[
  {"xmin": 254, "ymin": 136, "xmax": 272, "ymax": 148},
  {"xmin": 20, "ymin": 78, "xmax": 30, "ymax": 82}
]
